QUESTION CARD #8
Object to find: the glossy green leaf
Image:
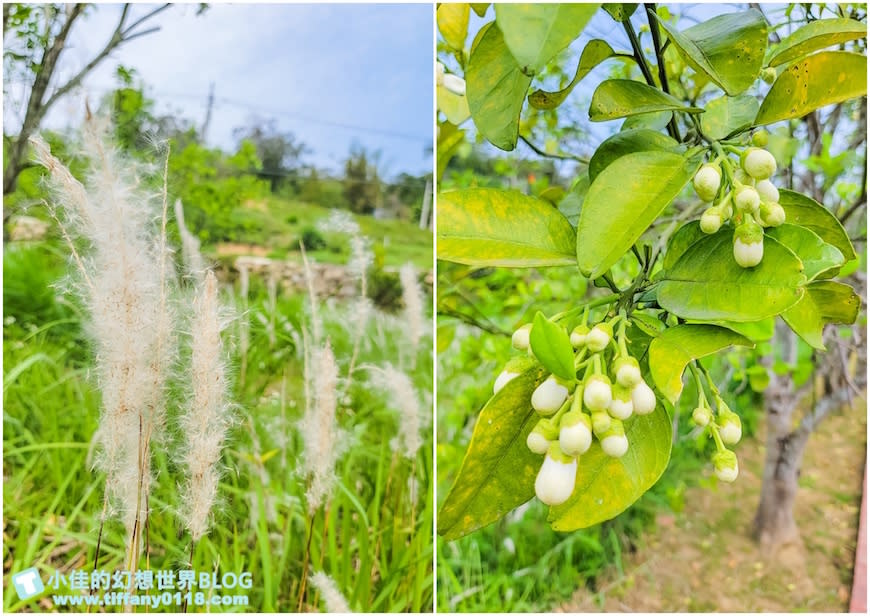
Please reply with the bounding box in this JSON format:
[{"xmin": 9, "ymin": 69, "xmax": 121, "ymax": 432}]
[
  {"xmin": 530, "ymin": 312, "xmax": 575, "ymax": 380},
  {"xmin": 438, "ymin": 188, "xmax": 577, "ymax": 267},
  {"xmin": 768, "ymin": 18, "xmax": 867, "ymax": 67},
  {"xmin": 657, "ymin": 231, "xmax": 806, "ymax": 322},
  {"xmin": 778, "ymin": 189, "xmax": 856, "ymax": 261},
  {"xmin": 438, "ymin": 366, "xmax": 547, "ymax": 540},
  {"xmin": 756, "ymin": 51, "xmax": 867, "ymax": 126},
  {"xmin": 621, "ymin": 110, "xmax": 673, "ymax": 132},
  {"xmin": 700, "ymin": 94, "xmax": 759, "ymax": 140},
  {"xmin": 437, "ymin": 3, "xmax": 470, "ymax": 51},
  {"xmin": 714, "ymin": 318, "xmax": 775, "ymax": 342},
  {"xmin": 548, "ymin": 405, "xmax": 671, "ymax": 530},
  {"xmin": 767, "ymin": 223, "xmax": 845, "ymax": 281},
  {"xmin": 603, "ymin": 4, "xmax": 638, "ymax": 21},
  {"xmin": 588, "ymin": 129, "xmax": 678, "ymax": 182},
  {"xmin": 577, "ymin": 152, "xmax": 700, "ymax": 278},
  {"xmin": 590, "ymin": 79, "xmax": 702, "ymax": 121},
  {"xmin": 470, "ymin": 3, "xmax": 490, "ymax": 18},
  {"xmin": 528, "ymin": 39, "xmax": 614, "ymax": 110},
  {"xmin": 466, "ymin": 22, "xmax": 532, "ymax": 151},
  {"xmin": 437, "ymin": 84, "xmax": 470, "ymax": 126},
  {"xmin": 495, "ymin": 3, "xmax": 598, "ymax": 71},
  {"xmin": 649, "ymin": 324, "xmax": 753, "ymax": 404},
  {"xmin": 655, "ymin": 9, "xmax": 767, "ymax": 95},
  {"xmin": 662, "ymin": 221, "xmax": 705, "ymax": 271},
  {"xmin": 782, "ymin": 281, "xmax": 861, "ymax": 350}
]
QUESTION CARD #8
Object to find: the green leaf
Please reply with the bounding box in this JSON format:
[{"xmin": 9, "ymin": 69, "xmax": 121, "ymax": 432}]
[
  {"xmin": 782, "ymin": 281, "xmax": 861, "ymax": 350},
  {"xmin": 437, "ymin": 123, "xmax": 466, "ymax": 182},
  {"xmin": 778, "ymin": 189, "xmax": 856, "ymax": 261},
  {"xmin": 466, "ymin": 22, "xmax": 532, "ymax": 151},
  {"xmin": 437, "ymin": 366, "xmax": 547, "ymax": 540},
  {"xmin": 530, "ymin": 312, "xmax": 575, "ymax": 380},
  {"xmin": 588, "ymin": 129, "xmax": 678, "ymax": 182},
  {"xmin": 470, "ymin": 3, "xmax": 490, "ymax": 18},
  {"xmin": 589, "ymin": 79, "xmax": 703, "ymax": 121},
  {"xmin": 437, "ymin": 188, "xmax": 577, "ymax": 267},
  {"xmin": 437, "ymin": 85, "xmax": 470, "ymax": 126},
  {"xmin": 528, "ymin": 39, "xmax": 614, "ymax": 110},
  {"xmin": 657, "ymin": 231, "xmax": 806, "ymax": 322},
  {"xmin": 437, "ymin": 3, "xmax": 470, "ymax": 51},
  {"xmin": 700, "ymin": 94, "xmax": 759, "ymax": 141},
  {"xmin": 577, "ymin": 152, "xmax": 700, "ymax": 278},
  {"xmin": 655, "ymin": 9, "xmax": 767, "ymax": 96},
  {"xmin": 756, "ymin": 51, "xmax": 867, "ymax": 126},
  {"xmin": 603, "ymin": 4, "xmax": 638, "ymax": 21},
  {"xmin": 713, "ymin": 318, "xmax": 775, "ymax": 342},
  {"xmin": 766, "ymin": 223, "xmax": 845, "ymax": 281},
  {"xmin": 649, "ymin": 324, "xmax": 753, "ymax": 404},
  {"xmin": 621, "ymin": 110, "xmax": 673, "ymax": 132},
  {"xmin": 547, "ymin": 405, "xmax": 671, "ymax": 530},
  {"xmin": 662, "ymin": 221, "xmax": 705, "ymax": 271},
  {"xmin": 768, "ymin": 18, "xmax": 867, "ymax": 67},
  {"xmin": 495, "ymin": 3, "xmax": 598, "ymax": 71}
]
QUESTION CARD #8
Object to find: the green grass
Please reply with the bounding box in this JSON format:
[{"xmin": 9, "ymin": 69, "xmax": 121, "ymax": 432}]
[{"xmin": 3, "ymin": 241, "xmax": 433, "ymax": 612}]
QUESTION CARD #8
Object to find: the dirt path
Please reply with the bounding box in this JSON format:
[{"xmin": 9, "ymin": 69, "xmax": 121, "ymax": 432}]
[{"xmin": 560, "ymin": 398, "xmax": 867, "ymax": 612}]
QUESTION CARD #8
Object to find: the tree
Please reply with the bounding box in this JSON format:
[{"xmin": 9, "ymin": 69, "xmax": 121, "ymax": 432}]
[
  {"xmin": 435, "ymin": 2, "xmax": 866, "ymax": 558},
  {"xmin": 232, "ymin": 118, "xmax": 308, "ymax": 194},
  {"xmin": 343, "ymin": 142, "xmax": 382, "ymax": 214},
  {"xmin": 2, "ymin": 3, "xmax": 171, "ymax": 195}
]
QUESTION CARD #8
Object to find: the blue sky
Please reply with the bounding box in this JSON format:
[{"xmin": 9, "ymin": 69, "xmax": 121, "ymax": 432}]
[{"xmin": 5, "ymin": 3, "xmax": 434, "ymax": 178}]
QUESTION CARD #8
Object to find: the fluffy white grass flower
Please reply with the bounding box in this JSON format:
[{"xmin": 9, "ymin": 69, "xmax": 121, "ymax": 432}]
[
  {"xmin": 30, "ymin": 123, "xmax": 176, "ymax": 544},
  {"xmin": 367, "ymin": 364, "xmax": 427, "ymax": 459},
  {"xmin": 299, "ymin": 341, "xmax": 344, "ymax": 510},
  {"xmin": 310, "ymin": 571, "xmax": 351, "ymax": 613},
  {"xmin": 173, "ymin": 198, "xmax": 205, "ymax": 279},
  {"xmin": 399, "ymin": 263, "xmax": 425, "ymax": 351},
  {"xmin": 181, "ymin": 270, "xmax": 232, "ymax": 541}
]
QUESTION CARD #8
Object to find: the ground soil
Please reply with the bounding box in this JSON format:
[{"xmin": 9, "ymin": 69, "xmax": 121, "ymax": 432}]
[{"xmin": 560, "ymin": 398, "xmax": 867, "ymax": 613}]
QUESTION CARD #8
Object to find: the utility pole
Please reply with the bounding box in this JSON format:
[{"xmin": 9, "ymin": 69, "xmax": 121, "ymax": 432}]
[
  {"xmin": 419, "ymin": 177, "xmax": 432, "ymax": 230},
  {"xmin": 200, "ymin": 81, "xmax": 214, "ymax": 141}
]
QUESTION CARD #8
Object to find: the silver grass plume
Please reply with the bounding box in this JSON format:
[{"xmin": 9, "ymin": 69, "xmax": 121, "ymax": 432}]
[
  {"xmin": 173, "ymin": 198, "xmax": 205, "ymax": 279},
  {"xmin": 399, "ymin": 262, "xmax": 424, "ymax": 351},
  {"xmin": 181, "ymin": 269, "xmax": 232, "ymax": 541},
  {"xmin": 310, "ymin": 571, "xmax": 351, "ymax": 613},
  {"xmin": 367, "ymin": 364, "xmax": 426, "ymax": 459}
]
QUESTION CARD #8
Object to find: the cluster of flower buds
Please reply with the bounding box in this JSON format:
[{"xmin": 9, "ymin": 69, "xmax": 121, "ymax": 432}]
[
  {"xmin": 498, "ymin": 313, "xmax": 659, "ymax": 506},
  {"xmin": 691, "ymin": 135, "xmax": 786, "ymax": 269},
  {"xmin": 690, "ymin": 374, "xmax": 743, "ymax": 483}
]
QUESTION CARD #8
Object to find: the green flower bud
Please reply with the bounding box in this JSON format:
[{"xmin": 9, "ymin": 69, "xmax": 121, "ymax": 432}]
[
  {"xmin": 591, "ymin": 411, "xmax": 611, "ymax": 435},
  {"xmin": 700, "ymin": 207, "xmax": 723, "ymax": 234},
  {"xmin": 759, "ymin": 201, "xmax": 786, "ymax": 228},
  {"xmin": 608, "ymin": 383, "xmax": 634, "ymax": 420},
  {"xmin": 559, "ymin": 410, "xmax": 593, "ymax": 456},
  {"xmin": 761, "ymin": 67, "xmax": 776, "ymax": 84},
  {"xmin": 527, "ymin": 417, "xmax": 559, "ymax": 454},
  {"xmin": 570, "ymin": 324, "xmax": 589, "ymax": 348},
  {"xmin": 752, "ymin": 130, "xmax": 770, "ymax": 147},
  {"xmin": 741, "ymin": 147, "xmax": 777, "ymax": 180},
  {"xmin": 691, "ymin": 405, "xmax": 712, "ymax": 427},
  {"xmin": 734, "ymin": 168, "xmax": 754, "ymax": 186},
  {"xmin": 586, "ymin": 322, "xmax": 613, "ymax": 353},
  {"xmin": 583, "ymin": 374, "xmax": 612, "ymax": 412},
  {"xmin": 693, "ymin": 163, "xmax": 722, "ymax": 202},
  {"xmin": 717, "ymin": 410, "xmax": 742, "ymax": 445},
  {"xmin": 712, "ymin": 449, "xmax": 739, "ymax": 483},
  {"xmin": 734, "ymin": 185, "xmax": 761, "ymax": 213}
]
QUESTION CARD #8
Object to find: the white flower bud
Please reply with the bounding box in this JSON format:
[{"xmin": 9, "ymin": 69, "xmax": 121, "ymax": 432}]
[
  {"xmin": 526, "ymin": 430, "xmax": 551, "ymax": 454},
  {"xmin": 613, "ymin": 356, "xmax": 642, "ymax": 388},
  {"xmin": 631, "ymin": 380, "xmax": 656, "ymax": 415},
  {"xmin": 531, "ymin": 376, "xmax": 570, "ymax": 415},
  {"xmin": 559, "ymin": 410, "xmax": 592, "ymax": 456},
  {"xmin": 608, "ymin": 384, "xmax": 634, "ymax": 420},
  {"xmin": 693, "ymin": 164, "xmax": 721, "ymax": 202},
  {"xmin": 759, "ymin": 201, "xmax": 786, "ymax": 228},
  {"xmin": 712, "ymin": 449, "xmax": 739, "ymax": 483},
  {"xmin": 733, "ymin": 236, "xmax": 764, "ymax": 268},
  {"xmin": 699, "ymin": 207, "xmax": 723, "ymax": 234},
  {"xmin": 742, "ymin": 147, "xmax": 777, "ymax": 179},
  {"xmin": 512, "ymin": 323, "xmax": 532, "ymax": 350},
  {"xmin": 585, "ymin": 323, "xmax": 612, "ymax": 352},
  {"xmin": 591, "ymin": 411, "xmax": 611, "ymax": 435},
  {"xmin": 691, "ymin": 405, "xmax": 712, "ymax": 427},
  {"xmin": 718, "ymin": 412, "xmax": 742, "ymax": 445},
  {"xmin": 583, "ymin": 374, "xmax": 612, "ymax": 412},
  {"xmin": 570, "ymin": 324, "xmax": 589, "ymax": 348},
  {"xmin": 734, "ymin": 185, "xmax": 760, "ymax": 213},
  {"xmin": 494, "ymin": 370, "xmax": 519, "ymax": 394},
  {"xmin": 442, "ymin": 73, "xmax": 467, "ymax": 96},
  {"xmin": 599, "ymin": 419, "xmax": 629, "ymax": 458},
  {"xmin": 734, "ymin": 168, "xmax": 754, "ymax": 186},
  {"xmin": 535, "ymin": 444, "xmax": 577, "ymax": 506},
  {"xmin": 756, "ymin": 179, "xmax": 779, "ymax": 203}
]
